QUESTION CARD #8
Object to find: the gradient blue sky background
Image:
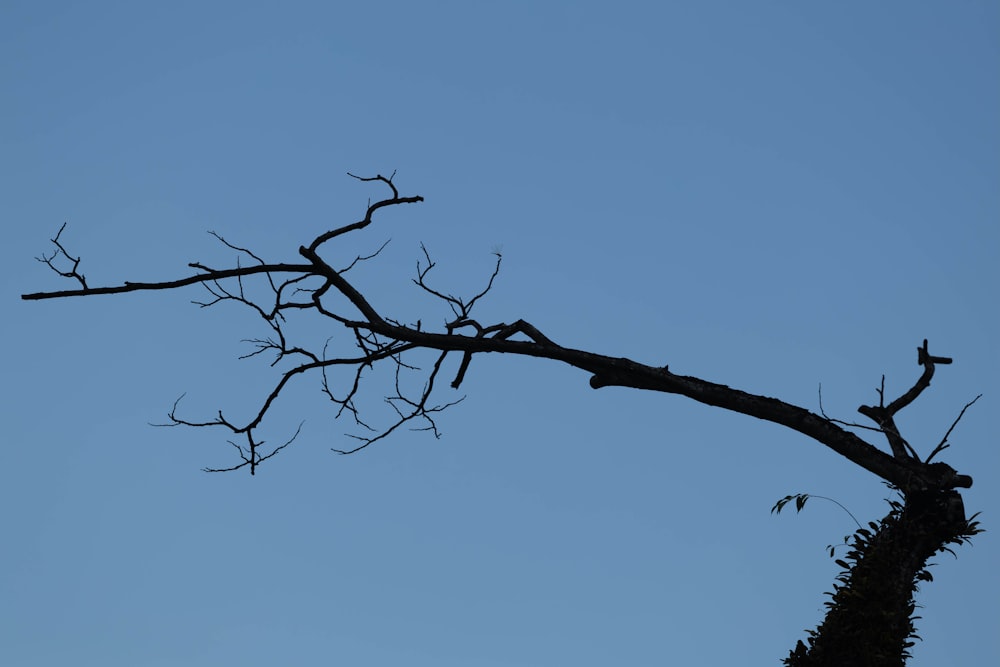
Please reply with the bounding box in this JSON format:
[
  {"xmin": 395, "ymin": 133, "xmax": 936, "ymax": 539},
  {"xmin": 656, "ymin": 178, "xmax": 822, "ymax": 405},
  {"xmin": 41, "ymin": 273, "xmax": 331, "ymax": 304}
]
[{"xmin": 2, "ymin": 2, "xmax": 998, "ymax": 665}]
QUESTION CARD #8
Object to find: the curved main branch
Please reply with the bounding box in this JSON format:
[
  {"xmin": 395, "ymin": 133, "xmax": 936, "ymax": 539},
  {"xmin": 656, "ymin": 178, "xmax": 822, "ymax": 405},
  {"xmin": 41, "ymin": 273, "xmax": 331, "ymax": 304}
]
[{"xmin": 350, "ymin": 320, "xmax": 972, "ymax": 492}]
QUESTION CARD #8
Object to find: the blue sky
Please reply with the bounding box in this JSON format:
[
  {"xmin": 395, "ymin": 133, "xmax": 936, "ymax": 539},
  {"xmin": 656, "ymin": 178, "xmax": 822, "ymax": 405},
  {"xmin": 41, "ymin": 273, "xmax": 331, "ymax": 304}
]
[{"xmin": 2, "ymin": 1, "xmax": 997, "ymax": 665}]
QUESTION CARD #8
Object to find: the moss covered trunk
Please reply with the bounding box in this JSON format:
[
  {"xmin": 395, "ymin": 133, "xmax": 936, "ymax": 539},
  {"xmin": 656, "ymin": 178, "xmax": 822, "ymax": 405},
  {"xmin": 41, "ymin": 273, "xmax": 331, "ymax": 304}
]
[{"xmin": 784, "ymin": 490, "xmax": 971, "ymax": 666}]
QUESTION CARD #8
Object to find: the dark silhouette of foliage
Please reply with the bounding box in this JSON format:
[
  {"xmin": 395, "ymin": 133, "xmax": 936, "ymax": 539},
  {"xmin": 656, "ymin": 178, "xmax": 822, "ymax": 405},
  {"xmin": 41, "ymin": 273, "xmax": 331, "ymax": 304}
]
[{"xmin": 777, "ymin": 489, "xmax": 981, "ymax": 666}]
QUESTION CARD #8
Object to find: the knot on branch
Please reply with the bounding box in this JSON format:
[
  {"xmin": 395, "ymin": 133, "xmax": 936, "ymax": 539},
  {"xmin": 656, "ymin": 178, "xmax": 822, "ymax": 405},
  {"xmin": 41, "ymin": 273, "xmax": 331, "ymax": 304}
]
[{"xmin": 917, "ymin": 338, "xmax": 952, "ymax": 366}]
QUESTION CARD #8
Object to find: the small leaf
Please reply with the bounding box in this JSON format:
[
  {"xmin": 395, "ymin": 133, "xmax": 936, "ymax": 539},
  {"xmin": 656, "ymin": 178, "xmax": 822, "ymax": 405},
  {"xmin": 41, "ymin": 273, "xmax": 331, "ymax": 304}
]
[
  {"xmin": 771, "ymin": 495, "xmax": 793, "ymax": 514},
  {"xmin": 795, "ymin": 494, "xmax": 810, "ymax": 512}
]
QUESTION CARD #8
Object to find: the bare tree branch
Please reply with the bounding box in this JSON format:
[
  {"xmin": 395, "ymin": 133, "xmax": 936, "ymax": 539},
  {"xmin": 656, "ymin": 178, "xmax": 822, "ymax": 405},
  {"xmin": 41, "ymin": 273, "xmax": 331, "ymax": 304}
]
[
  {"xmin": 857, "ymin": 340, "xmax": 953, "ymax": 462},
  {"xmin": 305, "ymin": 171, "xmax": 423, "ymax": 252},
  {"xmin": 22, "ymin": 262, "xmax": 313, "ymax": 300},
  {"xmin": 35, "ymin": 222, "xmax": 88, "ymax": 289},
  {"xmin": 926, "ymin": 394, "xmax": 982, "ymax": 463},
  {"xmin": 20, "ymin": 177, "xmax": 974, "ymax": 494},
  {"xmin": 22, "ymin": 172, "xmax": 982, "ymax": 666}
]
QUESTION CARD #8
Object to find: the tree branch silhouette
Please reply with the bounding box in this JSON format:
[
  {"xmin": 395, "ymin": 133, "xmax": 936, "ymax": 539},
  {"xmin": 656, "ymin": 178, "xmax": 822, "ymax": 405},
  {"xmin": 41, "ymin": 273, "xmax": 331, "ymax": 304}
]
[
  {"xmin": 21, "ymin": 174, "xmax": 974, "ymax": 492},
  {"xmin": 22, "ymin": 172, "xmax": 982, "ymax": 664}
]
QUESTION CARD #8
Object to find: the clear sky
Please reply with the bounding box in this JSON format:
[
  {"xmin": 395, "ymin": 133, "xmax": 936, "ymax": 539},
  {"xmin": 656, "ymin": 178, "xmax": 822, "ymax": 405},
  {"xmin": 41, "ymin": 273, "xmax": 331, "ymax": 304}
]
[{"xmin": 2, "ymin": 2, "xmax": 997, "ymax": 665}]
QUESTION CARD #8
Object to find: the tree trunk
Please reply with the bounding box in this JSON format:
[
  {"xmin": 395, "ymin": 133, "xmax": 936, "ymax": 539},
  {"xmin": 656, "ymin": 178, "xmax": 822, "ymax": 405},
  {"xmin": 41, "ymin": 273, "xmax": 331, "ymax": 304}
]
[{"xmin": 785, "ymin": 489, "xmax": 970, "ymax": 666}]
